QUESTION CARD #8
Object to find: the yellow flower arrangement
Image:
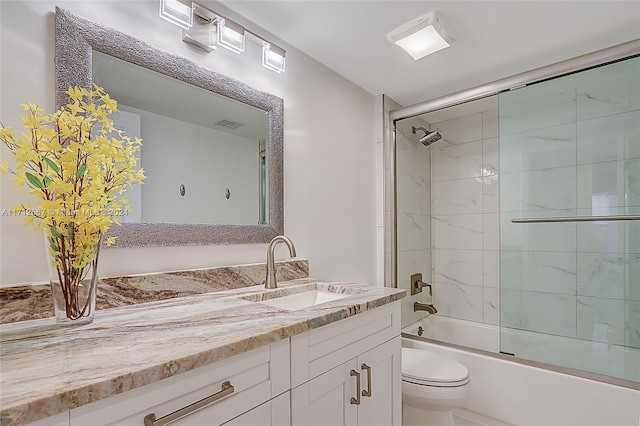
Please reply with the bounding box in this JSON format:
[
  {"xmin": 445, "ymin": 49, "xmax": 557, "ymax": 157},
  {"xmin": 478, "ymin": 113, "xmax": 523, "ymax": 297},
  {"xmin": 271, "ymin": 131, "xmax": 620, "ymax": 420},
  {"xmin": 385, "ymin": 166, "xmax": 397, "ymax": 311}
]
[{"xmin": 1, "ymin": 85, "xmax": 145, "ymax": 321}]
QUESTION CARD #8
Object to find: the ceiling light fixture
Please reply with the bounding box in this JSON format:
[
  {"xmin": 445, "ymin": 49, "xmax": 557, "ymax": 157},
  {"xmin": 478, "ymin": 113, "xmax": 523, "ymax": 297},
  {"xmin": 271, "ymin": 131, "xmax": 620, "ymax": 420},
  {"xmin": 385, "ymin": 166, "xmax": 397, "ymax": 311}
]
[
  {"xmin": 159, "ymin": 1, "xmax": 284, "ymax": 73},
  {"xmin": 386, "ymin": 11, "xmax": 456, "ymax": 61}
]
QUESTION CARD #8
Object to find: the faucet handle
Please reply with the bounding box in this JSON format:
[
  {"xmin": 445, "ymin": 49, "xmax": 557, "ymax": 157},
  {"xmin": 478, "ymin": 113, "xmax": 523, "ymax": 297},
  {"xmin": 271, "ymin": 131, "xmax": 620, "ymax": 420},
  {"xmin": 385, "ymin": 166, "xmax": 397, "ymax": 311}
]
[
  {"xmin": 411, "ymin": 273, "xmax": 432, "ymax": 296},
  {"xmin": 420, "ymin": 281, "xmax": 433, "ymax": 296}
]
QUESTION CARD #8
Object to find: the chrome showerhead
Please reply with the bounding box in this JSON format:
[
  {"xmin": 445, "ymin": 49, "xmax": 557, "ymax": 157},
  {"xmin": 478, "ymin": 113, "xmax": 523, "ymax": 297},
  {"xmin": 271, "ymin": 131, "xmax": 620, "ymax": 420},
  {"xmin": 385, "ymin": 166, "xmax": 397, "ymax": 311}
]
[
  {"xmin": 419, "ymin": 130, "xmax": 443, "ymax": 146},
  {"xmin": 411, "ymin": 126, "xmax": 443, "ymax": 146}
]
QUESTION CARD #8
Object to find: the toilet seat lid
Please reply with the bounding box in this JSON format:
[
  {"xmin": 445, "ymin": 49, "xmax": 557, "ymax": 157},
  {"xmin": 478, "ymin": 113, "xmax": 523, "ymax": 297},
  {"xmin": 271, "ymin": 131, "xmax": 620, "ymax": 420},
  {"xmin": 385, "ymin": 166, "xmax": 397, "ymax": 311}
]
[{"xmin": 402, "ymin": 348, "xmax": 469, "ymax": 386}]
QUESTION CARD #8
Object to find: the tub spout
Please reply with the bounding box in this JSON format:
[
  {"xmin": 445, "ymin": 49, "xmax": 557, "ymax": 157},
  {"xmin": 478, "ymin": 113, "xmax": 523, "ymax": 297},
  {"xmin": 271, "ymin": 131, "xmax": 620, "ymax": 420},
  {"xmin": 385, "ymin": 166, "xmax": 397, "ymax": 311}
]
[{"xmin": 414, "ymin": 302, "xmax": 438, "ymax": 314}]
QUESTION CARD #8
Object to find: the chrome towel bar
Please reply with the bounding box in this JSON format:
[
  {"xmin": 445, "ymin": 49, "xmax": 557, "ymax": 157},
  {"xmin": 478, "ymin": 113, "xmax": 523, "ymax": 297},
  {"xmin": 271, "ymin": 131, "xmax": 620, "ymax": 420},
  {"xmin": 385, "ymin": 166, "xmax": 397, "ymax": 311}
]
[{"xmin": 511, "ymin": 215, "xmax": 640, "ymax": 223}]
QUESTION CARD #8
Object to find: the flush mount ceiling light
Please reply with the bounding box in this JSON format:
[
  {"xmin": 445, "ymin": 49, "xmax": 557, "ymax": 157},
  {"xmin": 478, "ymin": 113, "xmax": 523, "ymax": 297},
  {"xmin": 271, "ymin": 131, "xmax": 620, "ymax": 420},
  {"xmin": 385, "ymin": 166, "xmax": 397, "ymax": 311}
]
[
  {"xmin": 159, "ymin": 0, "xmax": 284, "ymax": 73},
  {"xmin": 262, "ymin": 42, "xmax": 286, "ymax": 74},
  {"xmin": 386, "ymin": 11, "xmax": 456, "ymax": 60}
]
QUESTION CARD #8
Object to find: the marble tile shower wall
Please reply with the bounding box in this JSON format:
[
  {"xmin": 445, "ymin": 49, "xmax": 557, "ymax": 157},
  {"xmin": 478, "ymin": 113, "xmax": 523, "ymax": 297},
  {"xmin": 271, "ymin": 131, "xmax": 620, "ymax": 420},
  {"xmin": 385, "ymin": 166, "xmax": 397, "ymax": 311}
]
[
  {"xmin": 499, "ymin": 57, "xmax": 640, "ymax": 350},
  {"xmin": 395, "ymin": 115, "xmax": 432, "ymax": 328},
  {"xmin": 430, "ymin": 109, "xmax": 500, "ymax": 325}
]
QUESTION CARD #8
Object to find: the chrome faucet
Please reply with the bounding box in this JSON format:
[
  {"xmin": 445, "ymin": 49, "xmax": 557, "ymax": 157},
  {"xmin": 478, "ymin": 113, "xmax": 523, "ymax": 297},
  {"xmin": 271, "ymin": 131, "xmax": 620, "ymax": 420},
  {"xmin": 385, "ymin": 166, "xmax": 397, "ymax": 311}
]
[
  {"xmin": 414, "ymin": 302, "xmax": 438, "ymax": 315},
  {"xmin": 265, "ymin": 235, "xmax": 297, "ymax": 289}
]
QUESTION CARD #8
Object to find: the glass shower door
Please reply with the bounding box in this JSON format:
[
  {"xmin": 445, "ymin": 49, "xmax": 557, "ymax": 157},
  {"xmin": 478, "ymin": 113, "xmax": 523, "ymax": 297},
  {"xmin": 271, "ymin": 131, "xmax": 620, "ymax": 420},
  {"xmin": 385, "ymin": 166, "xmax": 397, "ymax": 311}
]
[{"xmin": 498, "ymin": 56, "xmax": 640, "ymax": 382}]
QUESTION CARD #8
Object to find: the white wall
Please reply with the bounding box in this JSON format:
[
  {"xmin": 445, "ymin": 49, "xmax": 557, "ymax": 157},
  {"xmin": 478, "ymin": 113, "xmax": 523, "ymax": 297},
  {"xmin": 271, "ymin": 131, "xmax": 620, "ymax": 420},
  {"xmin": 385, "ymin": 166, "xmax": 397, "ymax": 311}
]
[
  {"xmin": 0, "ymin": 0, "xmax": 377, "ymax": 285},
  {"xmin": 118, "ymin": 106, "xmax": 260, "ymax": 225}
]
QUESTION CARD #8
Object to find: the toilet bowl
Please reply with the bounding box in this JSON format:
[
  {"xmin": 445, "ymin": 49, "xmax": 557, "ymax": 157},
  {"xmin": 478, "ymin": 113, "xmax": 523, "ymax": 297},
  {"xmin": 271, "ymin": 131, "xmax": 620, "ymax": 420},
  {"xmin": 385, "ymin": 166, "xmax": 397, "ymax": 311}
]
[{"xmin": 402, "ymin": 348, "xmax": 471, "ymax": 426}]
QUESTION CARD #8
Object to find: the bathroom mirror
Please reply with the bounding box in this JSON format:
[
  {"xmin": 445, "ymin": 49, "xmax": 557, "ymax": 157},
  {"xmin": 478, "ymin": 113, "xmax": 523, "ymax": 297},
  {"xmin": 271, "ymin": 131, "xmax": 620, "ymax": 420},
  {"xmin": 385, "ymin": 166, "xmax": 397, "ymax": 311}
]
[
  {"xmin": 92, "ymin": 52, "xmax": 270, "ymax": 226},
  {"xmin": 55, "ymin": 7, "xmax": 283, "ymax": 247}
]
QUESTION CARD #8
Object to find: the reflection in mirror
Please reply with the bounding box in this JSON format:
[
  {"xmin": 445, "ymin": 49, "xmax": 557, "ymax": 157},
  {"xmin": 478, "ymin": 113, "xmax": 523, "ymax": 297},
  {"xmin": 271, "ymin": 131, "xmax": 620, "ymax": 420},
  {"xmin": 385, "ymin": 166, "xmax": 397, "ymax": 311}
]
[
  {"xmin": 93, "ymin": 52, "xmax": 269, "ymax": 225},
  {"xmin": 55, "ymin": 7, "xmax": 283, "ymax": 247}
]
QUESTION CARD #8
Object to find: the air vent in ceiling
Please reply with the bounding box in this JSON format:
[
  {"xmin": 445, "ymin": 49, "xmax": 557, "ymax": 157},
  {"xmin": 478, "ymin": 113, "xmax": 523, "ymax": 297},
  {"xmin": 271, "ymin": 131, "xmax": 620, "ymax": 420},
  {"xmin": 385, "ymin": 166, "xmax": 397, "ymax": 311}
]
[{"xmin": 215, "ymin": 119, "xmax": 244, "ymax": 129}]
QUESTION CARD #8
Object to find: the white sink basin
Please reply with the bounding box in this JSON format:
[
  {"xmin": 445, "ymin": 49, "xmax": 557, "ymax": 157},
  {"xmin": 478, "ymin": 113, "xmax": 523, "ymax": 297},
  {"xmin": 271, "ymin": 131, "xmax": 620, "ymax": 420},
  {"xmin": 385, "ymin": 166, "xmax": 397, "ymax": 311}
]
[{"xmin": 255, "ymin": 290, "xmax": 349, "ymax": 311}]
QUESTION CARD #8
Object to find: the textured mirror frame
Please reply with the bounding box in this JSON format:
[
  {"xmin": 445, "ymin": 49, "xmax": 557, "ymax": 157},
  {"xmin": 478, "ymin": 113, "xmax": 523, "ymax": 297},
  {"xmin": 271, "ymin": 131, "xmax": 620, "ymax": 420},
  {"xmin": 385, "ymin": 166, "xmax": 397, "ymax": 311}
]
[{"xmin": 54, "ymin": 7, "xmax": 283, "ymax": 247}]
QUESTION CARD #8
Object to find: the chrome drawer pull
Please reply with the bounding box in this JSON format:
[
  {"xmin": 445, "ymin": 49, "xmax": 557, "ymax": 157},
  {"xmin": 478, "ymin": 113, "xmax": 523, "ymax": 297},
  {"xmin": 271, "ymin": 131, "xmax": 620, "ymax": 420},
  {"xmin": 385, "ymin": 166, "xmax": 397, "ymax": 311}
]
[
  {"xmin": 350, "ymin": 369, "xmax": 361, "ymax": 405},
  {"xmin": 144, "ymin": 381, "xmax": 234, "ymax": 426},
  {"xmin": 361, "ymin": 364, "xmax": 372, "ymax": 397}
]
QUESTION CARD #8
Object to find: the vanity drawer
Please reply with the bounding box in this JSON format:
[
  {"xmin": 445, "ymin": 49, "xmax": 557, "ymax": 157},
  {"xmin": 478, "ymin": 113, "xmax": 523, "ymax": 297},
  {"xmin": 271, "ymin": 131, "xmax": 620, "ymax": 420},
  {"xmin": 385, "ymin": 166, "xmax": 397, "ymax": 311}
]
[
  {"xmin": 70, "ymin": 341, "xmax": 288, "ymax": 426},
  {"xmin": 290, "ymin": 302, "xmax": 401, "ymax": 387}
]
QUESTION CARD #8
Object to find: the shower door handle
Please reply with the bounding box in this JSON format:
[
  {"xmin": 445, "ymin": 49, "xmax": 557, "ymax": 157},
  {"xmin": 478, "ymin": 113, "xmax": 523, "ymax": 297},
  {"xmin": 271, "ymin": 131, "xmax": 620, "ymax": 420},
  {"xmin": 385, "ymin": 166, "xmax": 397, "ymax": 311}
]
[
  {"xmin": 511, "ymin": 214, "xmax": 640, "ymax": 223},
  {"xmin": 350, "ymin": 369, "xmax": 361, "ymax": 405}
]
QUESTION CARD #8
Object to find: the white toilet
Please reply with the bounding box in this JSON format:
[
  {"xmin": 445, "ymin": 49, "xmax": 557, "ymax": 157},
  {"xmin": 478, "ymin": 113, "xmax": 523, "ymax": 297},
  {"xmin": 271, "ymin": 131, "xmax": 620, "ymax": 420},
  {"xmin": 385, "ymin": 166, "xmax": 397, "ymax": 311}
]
[{"xmin": 402, "ymin": 348, "xmax": 471, "ymax": 426}]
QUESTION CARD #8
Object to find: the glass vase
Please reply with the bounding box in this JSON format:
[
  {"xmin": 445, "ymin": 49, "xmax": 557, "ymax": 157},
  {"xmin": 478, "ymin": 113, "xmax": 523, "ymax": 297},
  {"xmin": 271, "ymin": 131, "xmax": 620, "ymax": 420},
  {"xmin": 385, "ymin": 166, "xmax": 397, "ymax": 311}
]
[{"xmin": 49, "ymin": 236, "xmax": 102, "ymax": 327}]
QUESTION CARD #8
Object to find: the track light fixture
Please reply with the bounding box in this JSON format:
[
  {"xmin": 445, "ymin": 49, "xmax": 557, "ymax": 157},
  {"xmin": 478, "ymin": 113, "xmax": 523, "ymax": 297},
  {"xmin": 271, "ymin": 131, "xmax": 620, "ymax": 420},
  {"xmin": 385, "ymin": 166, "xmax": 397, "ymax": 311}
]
[
  {"xmin": 159, "ymin": 0, "xmax": 285, "ymax": 73},
  {"xmin": 262, "ymin": 42, "xmax": 286, "ymax": 74},
  {"xmin": 182, "ymin": 4, "xmax": 217, "ymax": 52},
  {"xmin": 217, "ymin": 17, "xmax": 245, "ymax": 53},
  {"xmin": 159, "ymin": 0, "xmax": 193, "ymax": 29}
]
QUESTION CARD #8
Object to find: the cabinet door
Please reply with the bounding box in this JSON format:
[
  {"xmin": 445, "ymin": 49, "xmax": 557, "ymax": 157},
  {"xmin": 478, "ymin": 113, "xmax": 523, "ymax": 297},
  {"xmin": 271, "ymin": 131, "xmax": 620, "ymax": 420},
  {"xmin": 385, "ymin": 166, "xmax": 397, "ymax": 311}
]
[
  {"xmin": 291, "ymin": 359, "xmax": 358, "ymax": 426},
  {"xmin": 291, "ymin": 303, "xmax": 401, "ymax": 388},
  {"xmin": 223, "ymin": 391, "xmax": 290, "ymax": 426},
  {"xmin": 269, "ymin": 391, "xmax": 291, "ymax": 426},
  {"xmin": 357, "ymin": 336, "xmax": 401, "ymax": 426},
  {"xmin": 222, "ymin": 400, "xmax": 271, "ymax": 426}
]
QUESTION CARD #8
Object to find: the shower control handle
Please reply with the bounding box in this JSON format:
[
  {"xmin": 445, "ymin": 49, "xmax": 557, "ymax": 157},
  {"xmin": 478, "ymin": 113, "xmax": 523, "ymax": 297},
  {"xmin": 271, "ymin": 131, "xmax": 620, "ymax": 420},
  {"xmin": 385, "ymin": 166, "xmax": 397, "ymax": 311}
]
[{"xmin": 411, "ymin": 273, "xmax": 432, "ymax": 296}]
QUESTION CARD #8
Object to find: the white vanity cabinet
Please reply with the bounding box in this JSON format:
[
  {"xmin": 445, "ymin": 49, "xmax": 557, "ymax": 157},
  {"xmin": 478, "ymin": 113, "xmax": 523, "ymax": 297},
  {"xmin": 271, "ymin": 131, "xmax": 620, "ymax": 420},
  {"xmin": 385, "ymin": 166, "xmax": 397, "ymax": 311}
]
[
  {"xmin": 24, "ymin": 301, "xmax": 402, "ymax": 426},
  {"xmin": 68, "ymin": 339, "xmax": 290, "ymax": 426},
  {"xmin": 354, "ymin": 338, "xmax": 401, "ymax": 426},
  {"xmin": 290, "ymin": 302, "xmax": 402, "ymax": 425}
]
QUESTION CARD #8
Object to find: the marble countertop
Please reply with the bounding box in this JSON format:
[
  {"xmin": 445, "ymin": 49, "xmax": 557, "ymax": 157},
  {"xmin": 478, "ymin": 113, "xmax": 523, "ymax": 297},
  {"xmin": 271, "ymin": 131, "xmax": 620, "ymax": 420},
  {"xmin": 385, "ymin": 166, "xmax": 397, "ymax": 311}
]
[
  {"xmin": 0, "ymin": 279, "xmax": 405, "ymax": 425},
  {"xmin": 0, "ymin": 260, "xmax": 309, "ymax": 324}
]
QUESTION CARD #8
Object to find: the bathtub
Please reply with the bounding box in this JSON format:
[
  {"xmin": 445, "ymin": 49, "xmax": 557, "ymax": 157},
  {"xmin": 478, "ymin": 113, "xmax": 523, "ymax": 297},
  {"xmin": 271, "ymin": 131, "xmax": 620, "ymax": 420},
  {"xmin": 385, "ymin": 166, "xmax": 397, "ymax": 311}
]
[
  {"xmin": 403, "ymin": 314, "xmax": 500, "ymax": 353},
  {"xmin": 402, "ymin": 316, "xmax": 640, "ymax": 426}
]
